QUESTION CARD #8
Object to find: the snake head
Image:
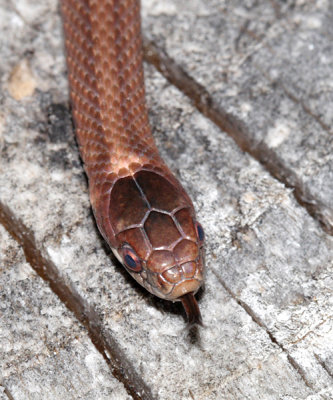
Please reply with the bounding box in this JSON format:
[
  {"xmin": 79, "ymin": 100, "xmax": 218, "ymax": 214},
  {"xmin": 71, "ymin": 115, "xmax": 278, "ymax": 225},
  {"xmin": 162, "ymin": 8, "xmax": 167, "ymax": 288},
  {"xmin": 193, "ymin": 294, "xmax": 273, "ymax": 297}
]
[{"xmin": 104, "ymin": 169, "xmax": 205, "ymax": 323}]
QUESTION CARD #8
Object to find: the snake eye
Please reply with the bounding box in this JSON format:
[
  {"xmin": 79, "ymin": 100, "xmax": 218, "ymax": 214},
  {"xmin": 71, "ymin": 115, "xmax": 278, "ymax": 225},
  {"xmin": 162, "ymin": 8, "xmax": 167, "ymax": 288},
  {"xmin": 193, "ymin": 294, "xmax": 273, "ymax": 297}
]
[
  {"xmin": 122, "ymin": 244, "xmax": 142, "ymax": 272},
  {"xmin": 195, "ymin": 222, "xmax": 205, "ymax": 245}
]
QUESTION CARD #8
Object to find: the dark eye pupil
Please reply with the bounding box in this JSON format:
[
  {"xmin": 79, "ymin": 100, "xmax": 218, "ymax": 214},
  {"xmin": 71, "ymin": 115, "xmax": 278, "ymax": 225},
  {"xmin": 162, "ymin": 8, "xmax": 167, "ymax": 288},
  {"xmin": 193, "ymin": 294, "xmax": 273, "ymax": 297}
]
[
  {"xmin": 124, "ymin": 254, "xmax": 137, "ymax": 269},
  {"xmin": 121, "ymin": 244, "xmax": 142, "ymax": 272},
  {"xmin": 197, "ymin": 223, "xmax": 204, "ymax": 242}
]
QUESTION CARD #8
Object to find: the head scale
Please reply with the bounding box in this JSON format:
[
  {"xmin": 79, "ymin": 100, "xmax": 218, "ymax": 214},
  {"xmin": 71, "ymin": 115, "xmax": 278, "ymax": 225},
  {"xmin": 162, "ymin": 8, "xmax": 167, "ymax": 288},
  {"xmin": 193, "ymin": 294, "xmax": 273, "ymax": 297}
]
[{"xmin": 108, "ymin": 169, "xmax": 205, "ymax": 317}]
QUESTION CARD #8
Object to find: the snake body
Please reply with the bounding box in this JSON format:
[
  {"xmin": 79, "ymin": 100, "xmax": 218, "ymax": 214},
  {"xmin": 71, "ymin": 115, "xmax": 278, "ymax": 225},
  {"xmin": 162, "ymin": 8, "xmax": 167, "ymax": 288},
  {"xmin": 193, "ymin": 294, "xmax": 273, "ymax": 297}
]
[{"xmin": 61, "ymin": 0, "xmax": 205, "ymax": 323}]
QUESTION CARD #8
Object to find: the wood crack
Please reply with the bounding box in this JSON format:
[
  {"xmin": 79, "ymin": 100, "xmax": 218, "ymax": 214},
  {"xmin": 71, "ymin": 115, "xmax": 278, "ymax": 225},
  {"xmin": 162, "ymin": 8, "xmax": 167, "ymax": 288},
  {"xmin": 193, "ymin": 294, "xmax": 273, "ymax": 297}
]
[
  {"xmin": 142, "ymin": 37, "xmax": 333, "ymax": 236},
  {"xmin": 0, "ymin": 201, "xmax": 155, "ymax": 400},
  {"xmin": 314, "ymin": 353, "xmax": 333, "ymax": 380},
  {"xmin": 290, "ymin": 318, "xmax": 332, "ymax": 345},
  {"xmin": 1, "ymin": 385, "xmax": 15, "ymax": 400},
  {"xmin": 253, "ymin": 60, "xmax": 332, "ymax": 135},
  {"xmin": 212, "ymin": 270, "xmax": 314, "ymax": 390}
]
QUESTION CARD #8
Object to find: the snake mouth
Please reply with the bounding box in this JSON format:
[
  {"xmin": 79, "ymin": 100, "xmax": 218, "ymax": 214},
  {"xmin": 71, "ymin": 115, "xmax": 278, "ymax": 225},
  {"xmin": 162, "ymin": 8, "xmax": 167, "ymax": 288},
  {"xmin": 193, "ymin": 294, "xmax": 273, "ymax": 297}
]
[{"xmin": 169, "ymin": 277, "xmax": 202, "ymax": 300}]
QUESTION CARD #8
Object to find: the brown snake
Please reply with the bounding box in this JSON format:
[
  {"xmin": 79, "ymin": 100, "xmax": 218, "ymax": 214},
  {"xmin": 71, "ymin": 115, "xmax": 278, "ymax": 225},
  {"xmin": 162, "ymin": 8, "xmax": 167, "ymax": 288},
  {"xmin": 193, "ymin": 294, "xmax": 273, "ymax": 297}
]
[{"xmin": 60, "ymin": 0, "xmax": 205, "ymax": 324}]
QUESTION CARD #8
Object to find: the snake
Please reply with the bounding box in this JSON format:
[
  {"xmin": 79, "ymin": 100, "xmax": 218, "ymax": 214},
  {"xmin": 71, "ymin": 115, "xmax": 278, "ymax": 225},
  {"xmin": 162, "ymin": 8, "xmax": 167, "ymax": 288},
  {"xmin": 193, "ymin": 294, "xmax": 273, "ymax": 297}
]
[{"xmin": 60, "ymin": 0, "xmax": 205, "ymax": 324}]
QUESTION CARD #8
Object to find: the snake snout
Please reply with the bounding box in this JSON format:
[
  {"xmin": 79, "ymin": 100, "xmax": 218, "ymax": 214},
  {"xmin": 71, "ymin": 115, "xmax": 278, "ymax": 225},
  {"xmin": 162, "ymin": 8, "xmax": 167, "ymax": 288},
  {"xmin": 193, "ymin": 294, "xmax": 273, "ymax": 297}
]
[{"xmin": 146, "ymin": 251, "xmax": 204, "ymax": 301}]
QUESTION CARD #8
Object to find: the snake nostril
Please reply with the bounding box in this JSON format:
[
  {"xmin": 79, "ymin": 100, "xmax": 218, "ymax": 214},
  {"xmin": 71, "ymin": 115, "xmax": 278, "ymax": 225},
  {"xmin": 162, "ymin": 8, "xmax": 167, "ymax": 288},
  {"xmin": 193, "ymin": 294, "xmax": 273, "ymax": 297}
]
[
  {"xmin": 162, "ymin": 266, "xmax": 182, "ymax": 283},
  {"xmin": 147, "ymin": 272, "xmax": 173, "ymax": 295}
]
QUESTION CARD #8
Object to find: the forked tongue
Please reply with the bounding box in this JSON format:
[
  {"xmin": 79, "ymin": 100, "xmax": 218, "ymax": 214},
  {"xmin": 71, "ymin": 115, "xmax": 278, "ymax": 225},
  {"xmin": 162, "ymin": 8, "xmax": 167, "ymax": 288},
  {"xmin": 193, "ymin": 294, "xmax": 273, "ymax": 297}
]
[{"xmin": 180, "ymin": 292, "xmax": 203, "ymax": 326}]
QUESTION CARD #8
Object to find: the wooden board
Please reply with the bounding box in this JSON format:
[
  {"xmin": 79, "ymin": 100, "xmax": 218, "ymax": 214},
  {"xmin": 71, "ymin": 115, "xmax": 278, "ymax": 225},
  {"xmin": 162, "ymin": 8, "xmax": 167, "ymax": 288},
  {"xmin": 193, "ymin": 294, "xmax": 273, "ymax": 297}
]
[{"xmin": 0, "ymin": 0, "xmax": 332, "ymax": 398}]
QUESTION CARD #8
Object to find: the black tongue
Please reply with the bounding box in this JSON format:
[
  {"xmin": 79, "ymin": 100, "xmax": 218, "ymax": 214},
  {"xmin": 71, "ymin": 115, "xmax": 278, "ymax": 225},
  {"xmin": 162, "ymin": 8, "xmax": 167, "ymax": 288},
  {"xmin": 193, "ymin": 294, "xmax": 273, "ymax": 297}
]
[{"xmin": 180, "ymin": 292, "xmax": 203, "ymax": 326}]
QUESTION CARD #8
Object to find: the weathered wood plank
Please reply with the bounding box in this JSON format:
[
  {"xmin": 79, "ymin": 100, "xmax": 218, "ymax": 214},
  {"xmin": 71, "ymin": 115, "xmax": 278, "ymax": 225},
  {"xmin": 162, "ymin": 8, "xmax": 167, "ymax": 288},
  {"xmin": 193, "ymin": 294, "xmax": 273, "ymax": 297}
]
[
  {"xmin": 142, "ymin": 0, "xmax": 333, "ymax": 234},
  {"xmin": 0, "ymin": 0, "xmax": 332, "ymax": 399},
  {"xmin": 0, "ymin": 225, "xmax": 131, "ymax": 400}
]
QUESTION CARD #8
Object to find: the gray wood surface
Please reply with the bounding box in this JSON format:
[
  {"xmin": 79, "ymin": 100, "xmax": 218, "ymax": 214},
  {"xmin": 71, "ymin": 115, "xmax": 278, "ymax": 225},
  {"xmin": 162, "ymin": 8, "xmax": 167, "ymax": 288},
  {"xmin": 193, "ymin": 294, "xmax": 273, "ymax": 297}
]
[
  {"xmin": 0, "ymin": 226, "xmax": 130, "ymax": 400},
  {"xmin": 0, "ymin": 0, "xmax": 332, "ymax": 399}
]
